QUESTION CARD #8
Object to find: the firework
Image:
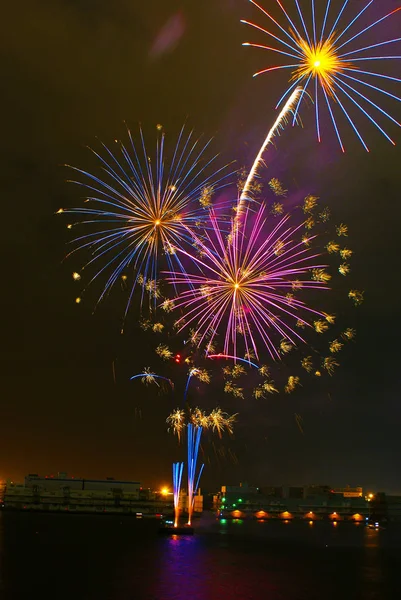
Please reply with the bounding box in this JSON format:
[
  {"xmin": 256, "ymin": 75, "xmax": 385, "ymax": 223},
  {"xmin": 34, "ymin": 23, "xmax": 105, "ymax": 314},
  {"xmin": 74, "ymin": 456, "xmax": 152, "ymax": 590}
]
[
  {"xmin": 238, "ymin": 87, "xmax": 302, "ymax": 212},
  {"xmin": 323, "ymin": 356, "xmax": 339, "ymax": 375},
  {"xmin": 155, "ymin": 344, "xmax": 174, "ymax": 360},
  {"xmin": 190, "ymin": 407, "xmax": 210, "ymax": 428},
  {"xmin": 295, "ymin": 413, "xmax": 304, "ymax": 434},
  {"xmin": 207, "ymin": 354, "xmax": 260, "ymax": 370},
  {"xmin": 242, "ymin": 0, "xmax": 401, "ymax": 150},
  {"xmin": 336, "ymin": 223, "xmax": 348, "ymax": 237},
  {"xmin": 269, "ymin": 178, "xmax": 288, "ymax": 197},
  {"xmin": 167, "ymin": 409, "xmax": 186, "ymax": 441},
  {"xmin": 301, "ymin": 356, "xmax": 313, "ymax": 372},
  {"xmin": 329, "ymin": 339, "xmax": 343, "ymax": 353},
  {"xmin": 262, "ymin": 379, "xmax": 279, "ymax": 394},
  {"xmin": 348, "ymin": 289, "xmax": 364, "ymax": 306},
  {"xmin": 284, "ymin": 375, "xmax": 301, "ymax": 393},
  {"xmin": 60, "ymin": 125, "xmax": 233, "ymax": 317},
  {"xmin": 303, "ymin": 195, "xmax": 319, "ymax": 213},
  {"xmin": 208, "ymin": 408, "xmax": 237, "ymax": 437},
  {"xmin": 342, "ymin": 327, "xmax": 356, "ymax": 340},
  {"xmin": 187, "ymin": 423, "xmax": 204, "ymax": 526},
  {"xmin": 326, "ymin": 241, "xmax": 340, "ymax": 254},
  {"xmin": 224, "ymin": 381, "xmax": 245, "ymax": 399},
  {"xmin": 167, "ymin": 202, "xmax": 330, "ymax": 360},
  {"xmin": 183, "ymin": 367, "xmax": 211, "ymax": 404},
  {"xmin": 130, "ymin": 368, "xmax": 173, "ymax": 388},
  {"xmin": 172, "ymin": 462, "xmax": 184, "ymax": 528}
]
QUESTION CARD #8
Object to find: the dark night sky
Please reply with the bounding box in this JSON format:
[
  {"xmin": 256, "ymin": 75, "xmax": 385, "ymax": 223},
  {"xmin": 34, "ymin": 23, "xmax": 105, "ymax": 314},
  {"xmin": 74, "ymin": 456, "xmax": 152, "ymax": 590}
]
[{"xmin": 1, "ymin": 0, "xmax": 400, "ymax": 493}]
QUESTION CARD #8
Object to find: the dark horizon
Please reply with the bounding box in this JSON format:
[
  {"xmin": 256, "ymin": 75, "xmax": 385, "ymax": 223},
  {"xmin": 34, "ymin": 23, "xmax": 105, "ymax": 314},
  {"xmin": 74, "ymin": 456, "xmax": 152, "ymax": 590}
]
[{"xmin": 1, "ymin": 1, "xmax": 400, "ymax": 494}]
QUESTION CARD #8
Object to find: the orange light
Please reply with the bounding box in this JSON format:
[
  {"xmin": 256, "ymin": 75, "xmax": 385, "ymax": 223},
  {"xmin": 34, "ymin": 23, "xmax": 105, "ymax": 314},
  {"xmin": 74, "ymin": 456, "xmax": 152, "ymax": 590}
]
[
  {"xmin": 256, "ymin": 510, "xmax": 267, "ymax": 519},
  {"xmin": 161, "ymin": 487, "xmax": 169, "ymax": 496}
]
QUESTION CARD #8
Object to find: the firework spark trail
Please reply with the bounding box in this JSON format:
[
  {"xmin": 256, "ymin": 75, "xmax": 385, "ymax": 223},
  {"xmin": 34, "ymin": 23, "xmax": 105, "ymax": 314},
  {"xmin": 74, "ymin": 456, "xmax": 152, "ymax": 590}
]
[
  {"xmin": 183, "ymin": 368, "xmax": 201, "ymax": 404},
  {"xmin": 130, "ymin": 370, "xmax": 174, "ymax": 388},
  {"xmin": 187, "ymin": 424, "xmax": 204, "ymax": 526},
  {"xmin": 238, "ymin": 87, "xmax": 302, "ymax": 212},
  {"xmin": 61, "ymin": 125, "xmax": 234, "ymax": 319},
  {"xmin": 172, "ymin": 461, "xmax": 184, "ymax": 527},
  {"xmin": 242, "ymin": 0, "xmax": 401, "ymax": 150},
  {"xmin": 207, "ymin": 354, "xmax": 260, "ymax": 369},
  {"xmin": 168, "ymin": 203, "xmax": 329, "ymax": 360},
  {"xmin": 184, "ymin": 356, "xmax": 257, "ymax": 402}
]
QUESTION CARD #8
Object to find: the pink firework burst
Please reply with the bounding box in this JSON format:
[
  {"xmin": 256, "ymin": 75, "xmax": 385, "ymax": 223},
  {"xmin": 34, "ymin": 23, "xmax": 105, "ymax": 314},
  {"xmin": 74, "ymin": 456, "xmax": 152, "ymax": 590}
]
[{"xmin": 167, "ymin": 203, "xmax": 331, "ymax": 360}]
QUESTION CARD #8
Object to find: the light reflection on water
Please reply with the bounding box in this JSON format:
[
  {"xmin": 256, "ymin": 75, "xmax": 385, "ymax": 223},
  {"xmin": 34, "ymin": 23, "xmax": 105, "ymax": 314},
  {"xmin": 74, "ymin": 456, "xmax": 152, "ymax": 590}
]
[{"xmin": 0, "ymin": 513, "xmax": 399, "ymax": 600}]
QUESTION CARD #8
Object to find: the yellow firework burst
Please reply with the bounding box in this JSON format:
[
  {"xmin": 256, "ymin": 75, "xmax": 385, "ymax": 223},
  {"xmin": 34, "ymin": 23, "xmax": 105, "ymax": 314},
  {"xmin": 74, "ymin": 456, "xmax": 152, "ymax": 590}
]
[
  {"xmin": 285, "ymin": 375, "xmax": 301, "ymax": 394},
  {"xmin": 303, "ymin": 195, "xmax": 319, "ymax": 213},
  {"xmin": 349, "ymin": 289, "xmax": 364, "ymax": 306},
  {"xmin": 314, "ymin": 319, "xmax": 329, "ymax": 334},
  {"xmin": 301, "ymin": 356, "xmax": 313, "ymax": 373},
  {"xmin": 339, "ymin": 263, "xmax": 350, "ymax": 276},
  {"xmin": 323, "ymin": 356, "xmax": 339, "ymax": 376},
  {"xmin": 326, "ymin": 241, "xmax": 340, "ymax": 254},
  {"xmin": 336, "ymin": 223, "xmax": 348, "ymax": 237},
  {"xmin": 269, "ymin": 178, "xmax": 287, "ymax": 197},
  {"xmin": 342, "ymin": 328, "xmax": 356, "ymax": 341},
  {"xmin": 312, "ymin": 268, "xmax": 331, "ymax": 283},
  {"xmin": 293, "ymin": 35, "xmax": 349, "ymax": 95},
  {"xmin": 166, "ymin": 409, "xmax": 186, "ymax": 441},
  {"xmin": 155, "ymin": 344, "xmax": 173, "ymax": 360},
  {"xmin": 224, "ymin": 381, "xmax": 245, "ymax": 399},
  {"xmin": 262, "ymin": 380, "xmax": 279, "ymax": 394},
  {"xmin": 280, "ymin": 339, "xmax": 293, "ymax": 354},
  {"xmin": 271, "ymin": 202, "xmax": 285, "ymax": 216},
  {"xmin": 329, "ymin": 339, "xmax": 343, "ymax": 354},
  {"xmin": 340, "ymin": 248, "xmax": 353, "ymax": 260}
]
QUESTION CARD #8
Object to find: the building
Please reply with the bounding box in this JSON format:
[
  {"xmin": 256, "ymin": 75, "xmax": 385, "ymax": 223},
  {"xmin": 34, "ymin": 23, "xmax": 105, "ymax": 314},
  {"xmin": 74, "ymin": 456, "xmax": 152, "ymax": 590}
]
[
  {"xmin": 24, "ymin": 473, "xmax": 140, "ymax": 495},
  {"xmin": 2, "ymin": 473, "xmax": 205, "ymax": 517},
  {"xmin": 331, "ymin": 486, "xmax": 363, "ymax": 498},
  {"xmin": 178, "ymin": 489, "xmax": 203, "ymax": 515},
  {"xmin": 214, "ymin": 483, "xmax": 371, "ymax": 521},
  {"xmin": 3, "ymin": 473, "xmax": 172, "ymax": 516}
]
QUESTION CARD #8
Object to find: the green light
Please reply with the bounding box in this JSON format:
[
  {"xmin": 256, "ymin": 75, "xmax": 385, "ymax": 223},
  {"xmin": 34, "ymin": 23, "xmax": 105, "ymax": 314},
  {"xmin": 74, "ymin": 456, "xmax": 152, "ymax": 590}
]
[
  {"xmin": 221, "ymin": 505, "xmax": 225, "ymax": 509},
  {"xmin": 233, "ymin": 503, "xmax": 236, "ymax": 507},
  {"xmin": 222, "ymin": 497, "xmax": 226, "ymax": 502},
  {"xmin": 238, "ymin": 498, "xmax": 243, "ymax": 502}
]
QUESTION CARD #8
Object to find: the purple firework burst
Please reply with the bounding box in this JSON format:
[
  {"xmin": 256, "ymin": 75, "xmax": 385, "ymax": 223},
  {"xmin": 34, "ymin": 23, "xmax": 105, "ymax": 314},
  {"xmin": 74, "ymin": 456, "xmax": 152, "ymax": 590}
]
[{"xmin": 167, "ymin": 203, "xmax": 331, "ymax": 360}]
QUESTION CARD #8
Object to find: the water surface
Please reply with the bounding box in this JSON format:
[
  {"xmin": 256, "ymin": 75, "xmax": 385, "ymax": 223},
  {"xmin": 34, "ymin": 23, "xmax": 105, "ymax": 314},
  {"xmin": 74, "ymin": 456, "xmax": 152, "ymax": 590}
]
[{"xmin": 1, "ymin": 512, "xmax": 399, "ymax": 599}]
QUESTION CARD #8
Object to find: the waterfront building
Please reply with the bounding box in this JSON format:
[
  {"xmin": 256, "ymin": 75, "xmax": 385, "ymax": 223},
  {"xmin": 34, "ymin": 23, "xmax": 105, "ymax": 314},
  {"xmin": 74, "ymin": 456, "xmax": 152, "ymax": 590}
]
[
  {"xmin": 215, "ymin": 483, "xmax": 372, "ymax": 521},
  {"xmin": 178, "ymin": 489, "xmax": 203, "ymax": 514},
  {"xmin": 3, "ymin": 473, "xmax": 172, "ymax": 515},
  {"xmin": 331, "ymin": 486, "xmax": 363, "ymax": 498},
  {"xmin": 2, "ymin": 473, "xmax": 204, "ymax": 518}
]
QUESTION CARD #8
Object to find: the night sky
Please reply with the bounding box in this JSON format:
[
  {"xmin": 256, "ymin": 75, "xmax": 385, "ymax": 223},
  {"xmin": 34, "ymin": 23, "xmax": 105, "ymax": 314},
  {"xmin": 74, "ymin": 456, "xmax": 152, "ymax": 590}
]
[{"xmin": 1, "ymin": 0, "xmax": 401, "ymax": 493}]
